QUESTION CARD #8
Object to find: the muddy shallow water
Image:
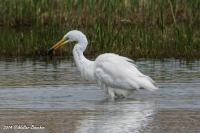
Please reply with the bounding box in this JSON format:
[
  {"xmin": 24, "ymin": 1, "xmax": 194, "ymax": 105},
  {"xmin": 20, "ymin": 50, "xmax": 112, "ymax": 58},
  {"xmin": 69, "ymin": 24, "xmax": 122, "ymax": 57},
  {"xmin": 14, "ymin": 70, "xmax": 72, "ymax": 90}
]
[{"xmin": 0, "ymin": 58, "xmax": 200, "ymax": 133}]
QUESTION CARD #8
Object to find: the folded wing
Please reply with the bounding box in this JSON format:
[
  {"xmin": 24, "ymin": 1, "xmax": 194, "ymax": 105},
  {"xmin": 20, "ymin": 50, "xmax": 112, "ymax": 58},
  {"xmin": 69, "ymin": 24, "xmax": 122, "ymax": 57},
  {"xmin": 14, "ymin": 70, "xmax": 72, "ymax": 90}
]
[{"xmin": 95, "ymin": 53, "xmax": 158, "ymax": 91}]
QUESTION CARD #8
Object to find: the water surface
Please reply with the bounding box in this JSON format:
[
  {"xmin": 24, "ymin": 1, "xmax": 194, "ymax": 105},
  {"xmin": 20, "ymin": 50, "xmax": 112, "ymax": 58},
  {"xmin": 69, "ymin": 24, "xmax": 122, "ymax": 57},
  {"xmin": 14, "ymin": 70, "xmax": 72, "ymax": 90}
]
[{"xmin": 0, "ymin": 58, "xmax": 200, "ymax": 132}]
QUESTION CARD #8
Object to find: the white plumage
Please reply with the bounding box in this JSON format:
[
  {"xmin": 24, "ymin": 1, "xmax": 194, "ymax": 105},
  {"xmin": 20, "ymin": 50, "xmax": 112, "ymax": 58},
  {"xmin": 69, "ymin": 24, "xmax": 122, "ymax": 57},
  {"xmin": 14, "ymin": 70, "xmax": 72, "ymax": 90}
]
[{"xmin": 48, "ymin": 30, "xmax": 158, "ymax": 98}]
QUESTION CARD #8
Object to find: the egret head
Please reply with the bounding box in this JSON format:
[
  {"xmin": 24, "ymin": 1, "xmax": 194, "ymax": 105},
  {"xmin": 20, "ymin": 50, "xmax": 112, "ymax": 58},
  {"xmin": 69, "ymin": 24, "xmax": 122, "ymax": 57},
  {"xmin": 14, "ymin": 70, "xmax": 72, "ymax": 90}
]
[{"xmin": 48, "ymin": 30, "xmax": 87, "ymax": 55}]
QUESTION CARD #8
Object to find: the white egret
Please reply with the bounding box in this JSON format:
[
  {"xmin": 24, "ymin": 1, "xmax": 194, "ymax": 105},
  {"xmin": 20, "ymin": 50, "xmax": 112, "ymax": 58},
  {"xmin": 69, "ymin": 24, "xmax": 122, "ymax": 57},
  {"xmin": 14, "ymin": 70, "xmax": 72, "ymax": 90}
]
[{"xmin": 48, "ymin": 30, "xmax": 158, "ymax": 98}]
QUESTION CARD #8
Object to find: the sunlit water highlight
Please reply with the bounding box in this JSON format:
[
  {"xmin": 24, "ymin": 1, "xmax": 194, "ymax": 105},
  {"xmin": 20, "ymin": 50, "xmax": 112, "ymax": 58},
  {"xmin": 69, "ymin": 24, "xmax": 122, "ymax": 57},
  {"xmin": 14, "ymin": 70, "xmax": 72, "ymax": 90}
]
[{"xmin": 0, "ymin": 58, "xmax": 199, "ymax": 132}]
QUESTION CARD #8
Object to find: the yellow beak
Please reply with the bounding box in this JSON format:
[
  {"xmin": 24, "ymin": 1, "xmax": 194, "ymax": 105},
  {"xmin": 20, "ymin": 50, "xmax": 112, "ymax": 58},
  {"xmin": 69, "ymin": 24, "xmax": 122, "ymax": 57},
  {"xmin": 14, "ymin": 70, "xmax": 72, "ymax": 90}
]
[{"xmin": 48, "ymin": 39, "xmax": 66, "ymax": 55}]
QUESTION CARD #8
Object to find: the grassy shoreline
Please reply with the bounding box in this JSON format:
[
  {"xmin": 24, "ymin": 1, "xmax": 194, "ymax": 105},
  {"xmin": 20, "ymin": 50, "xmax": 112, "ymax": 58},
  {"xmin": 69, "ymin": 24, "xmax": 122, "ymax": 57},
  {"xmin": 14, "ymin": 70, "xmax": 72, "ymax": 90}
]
[{"xmin": 0, "ymin": 0, "xmax": 200, "ymax": 59}]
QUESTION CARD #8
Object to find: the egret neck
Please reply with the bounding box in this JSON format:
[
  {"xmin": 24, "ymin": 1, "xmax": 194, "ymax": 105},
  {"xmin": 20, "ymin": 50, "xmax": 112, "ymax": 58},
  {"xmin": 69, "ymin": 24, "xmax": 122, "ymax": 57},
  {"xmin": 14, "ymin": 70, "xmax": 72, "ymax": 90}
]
[{"xmin": 72, "ymin": 40, "xmax": 96, "ymax": 82}]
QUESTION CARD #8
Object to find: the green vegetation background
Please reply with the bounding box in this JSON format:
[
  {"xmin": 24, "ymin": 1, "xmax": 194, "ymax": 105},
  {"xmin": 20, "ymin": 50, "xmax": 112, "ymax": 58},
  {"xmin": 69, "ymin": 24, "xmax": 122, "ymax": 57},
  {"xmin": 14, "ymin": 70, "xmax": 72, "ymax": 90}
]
[{"xmin": 0, "ymin": 0, "xmax": 200, "ymax": 59}]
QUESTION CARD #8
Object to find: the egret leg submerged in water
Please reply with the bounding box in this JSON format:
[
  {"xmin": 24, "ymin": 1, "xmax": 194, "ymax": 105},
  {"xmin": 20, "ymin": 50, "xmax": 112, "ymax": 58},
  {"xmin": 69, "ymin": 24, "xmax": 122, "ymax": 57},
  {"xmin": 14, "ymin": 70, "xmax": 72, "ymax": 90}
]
[{"xmin": 48, "ymin": 30, "xmax": 158, "ymax": 98}]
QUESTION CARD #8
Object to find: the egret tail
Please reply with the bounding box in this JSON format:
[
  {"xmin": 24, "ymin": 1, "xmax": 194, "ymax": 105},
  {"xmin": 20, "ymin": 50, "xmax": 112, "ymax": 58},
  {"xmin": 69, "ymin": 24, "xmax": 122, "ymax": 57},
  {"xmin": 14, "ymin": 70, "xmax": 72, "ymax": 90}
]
[{"xmin": 137, "ymin": 75, "xmax": 158, "ymax": 91}]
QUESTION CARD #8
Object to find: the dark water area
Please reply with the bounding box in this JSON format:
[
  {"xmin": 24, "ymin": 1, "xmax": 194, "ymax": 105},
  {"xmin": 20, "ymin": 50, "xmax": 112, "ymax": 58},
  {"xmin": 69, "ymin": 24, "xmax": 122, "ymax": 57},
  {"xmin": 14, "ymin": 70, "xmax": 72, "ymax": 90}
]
[{"xmin": 0, "ymin": 58, "xmax": 200, "ymax": 133}]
